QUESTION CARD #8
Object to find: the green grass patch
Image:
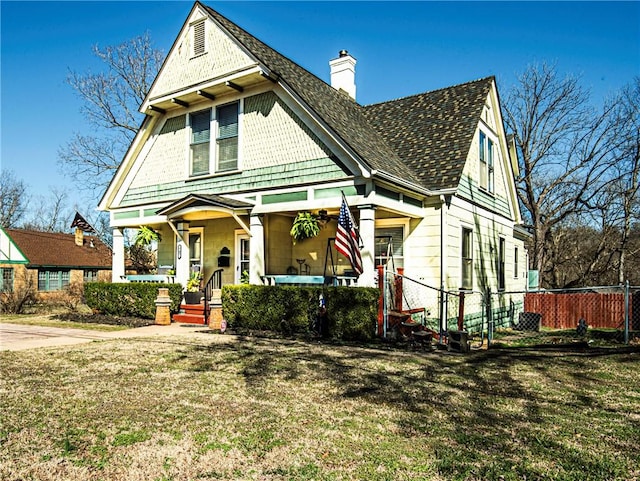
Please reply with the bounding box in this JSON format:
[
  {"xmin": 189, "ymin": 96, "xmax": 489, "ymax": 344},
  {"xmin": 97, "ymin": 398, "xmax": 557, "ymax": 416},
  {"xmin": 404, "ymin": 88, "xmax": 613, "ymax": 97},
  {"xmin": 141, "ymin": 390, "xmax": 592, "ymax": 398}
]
[{"xmin": 0, "ymin": 336, "xmax": 638, "ymax": 480}]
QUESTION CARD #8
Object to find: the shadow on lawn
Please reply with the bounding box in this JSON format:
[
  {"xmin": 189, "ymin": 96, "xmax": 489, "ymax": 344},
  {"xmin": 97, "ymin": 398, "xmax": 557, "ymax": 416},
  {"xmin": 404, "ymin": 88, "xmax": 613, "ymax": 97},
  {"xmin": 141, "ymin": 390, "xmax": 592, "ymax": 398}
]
[{"xmin": 180, "ymin": 335, "xmax": 638, "ymax": 478}]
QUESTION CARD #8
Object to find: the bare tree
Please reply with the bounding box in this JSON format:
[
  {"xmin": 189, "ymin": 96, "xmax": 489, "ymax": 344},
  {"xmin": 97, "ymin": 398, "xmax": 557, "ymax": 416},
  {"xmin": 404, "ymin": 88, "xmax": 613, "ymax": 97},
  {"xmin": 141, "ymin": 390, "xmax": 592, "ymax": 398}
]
[
  {"xmin": 0, "ymin": 170, "xmax": 28, "ymax": 228},
  {"xmin": 22, "ymin": 187, "xmax": 73, "ymax": 232},
  {"xmin": 594, "ymin": 78, "xmax": 640, "ymax": 284},
  {"xmin": 502, "ymin": 63, "xmax": 623, "ymax": 288},
  {"xmin": 58, "ymin": 32, "xmax": 164, "ymax": 198}
]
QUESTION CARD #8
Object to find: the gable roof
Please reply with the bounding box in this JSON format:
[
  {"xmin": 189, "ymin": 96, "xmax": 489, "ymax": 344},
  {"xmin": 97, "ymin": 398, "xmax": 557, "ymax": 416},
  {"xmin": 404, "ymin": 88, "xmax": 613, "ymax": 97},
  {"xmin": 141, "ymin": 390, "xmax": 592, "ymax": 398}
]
[
  {"xmin": 363, "ymin": 77, "xmax": 494, "ymax": 191},
  {"xmin": 200, "ymin": 3, "xmax": 423, "ymax": 189},
  {"xmin": 5, "ymin": 229, "xmax": 112, "ymax": 269}
]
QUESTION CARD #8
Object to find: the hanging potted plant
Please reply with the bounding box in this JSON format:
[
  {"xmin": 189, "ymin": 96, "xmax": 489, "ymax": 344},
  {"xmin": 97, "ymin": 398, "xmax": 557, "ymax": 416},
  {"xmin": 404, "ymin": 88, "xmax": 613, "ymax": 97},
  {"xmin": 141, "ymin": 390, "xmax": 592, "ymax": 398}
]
[
  {"xmin": 290, "ymin": 212, "xmax": 320, "ymax": 244},
  {"xmin": 184, "ymin": 271, "xmax": 204, "ymax": 304}
]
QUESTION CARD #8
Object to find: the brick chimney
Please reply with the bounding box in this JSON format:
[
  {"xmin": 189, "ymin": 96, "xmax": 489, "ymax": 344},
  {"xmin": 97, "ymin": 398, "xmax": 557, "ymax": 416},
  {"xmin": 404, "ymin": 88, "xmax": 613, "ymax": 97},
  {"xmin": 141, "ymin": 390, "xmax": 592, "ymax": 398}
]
[
  {"xmin": 329, "ymin": 50, "xmax": 356, "ymax": 100},
  {"xmin": 74, "ymin": 227, "xmax": 84, "ymax": 247}
]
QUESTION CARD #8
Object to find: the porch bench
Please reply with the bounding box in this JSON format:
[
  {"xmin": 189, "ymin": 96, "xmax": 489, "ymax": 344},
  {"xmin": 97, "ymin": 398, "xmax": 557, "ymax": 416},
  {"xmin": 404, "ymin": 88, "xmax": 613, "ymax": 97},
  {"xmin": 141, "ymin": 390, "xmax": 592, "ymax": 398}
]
[{"xmin": 126, "ymin": 275, "xmax": 176, "ymax": 283}]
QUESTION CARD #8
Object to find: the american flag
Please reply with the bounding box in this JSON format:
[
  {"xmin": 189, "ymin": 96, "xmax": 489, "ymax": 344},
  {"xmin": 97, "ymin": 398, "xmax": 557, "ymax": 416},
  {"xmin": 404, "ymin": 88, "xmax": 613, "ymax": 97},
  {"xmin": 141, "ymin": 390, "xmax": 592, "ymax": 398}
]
[
  {"xmin": 70, "ymin": 212, "xmax": 96, "ymax": 233},
  {"xmin": 335, "ymin": 196, "xmax": 363, "ymax": 275}
]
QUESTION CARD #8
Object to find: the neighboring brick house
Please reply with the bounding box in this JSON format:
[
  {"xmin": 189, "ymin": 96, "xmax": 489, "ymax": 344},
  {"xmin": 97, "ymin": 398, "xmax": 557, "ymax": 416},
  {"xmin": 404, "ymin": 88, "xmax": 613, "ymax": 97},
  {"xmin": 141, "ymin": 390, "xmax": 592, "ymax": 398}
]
[{"xmin": 0, "ymin": 227, "xmax": 112, "ymax": 299}]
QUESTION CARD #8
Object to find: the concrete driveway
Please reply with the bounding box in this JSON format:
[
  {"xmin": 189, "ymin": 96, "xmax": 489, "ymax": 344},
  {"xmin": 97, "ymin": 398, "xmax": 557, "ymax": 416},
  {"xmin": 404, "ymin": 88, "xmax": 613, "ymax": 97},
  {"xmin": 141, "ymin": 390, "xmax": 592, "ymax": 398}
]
[{"xmin": 0, "ymin": 322, "xmax": 213, "ymax": 351}]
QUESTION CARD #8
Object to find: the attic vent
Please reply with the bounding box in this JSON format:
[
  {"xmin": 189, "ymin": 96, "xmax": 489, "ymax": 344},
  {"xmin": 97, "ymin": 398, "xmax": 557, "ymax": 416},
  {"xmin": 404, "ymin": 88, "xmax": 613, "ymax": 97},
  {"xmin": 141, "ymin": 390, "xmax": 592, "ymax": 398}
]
[{"xmin": 193, "ymin": 20, "xmax": 205, "ymax": 56}]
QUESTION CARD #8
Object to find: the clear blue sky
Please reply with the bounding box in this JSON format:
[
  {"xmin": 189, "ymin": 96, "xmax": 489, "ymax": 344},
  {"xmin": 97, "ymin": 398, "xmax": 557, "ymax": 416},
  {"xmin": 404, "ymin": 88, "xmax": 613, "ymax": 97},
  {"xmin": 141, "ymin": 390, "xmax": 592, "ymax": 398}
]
[{"xmin": 2, "ymin": 1, "xmax": 639, "ymax": 223}]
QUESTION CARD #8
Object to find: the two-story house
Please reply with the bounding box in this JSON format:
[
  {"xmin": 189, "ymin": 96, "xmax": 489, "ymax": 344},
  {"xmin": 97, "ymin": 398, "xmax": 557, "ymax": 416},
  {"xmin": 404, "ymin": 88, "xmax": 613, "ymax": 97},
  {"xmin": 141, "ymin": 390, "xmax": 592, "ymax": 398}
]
[{"xmin": 99, "ymin": 2, "xmax": 528, "ymax": 306}]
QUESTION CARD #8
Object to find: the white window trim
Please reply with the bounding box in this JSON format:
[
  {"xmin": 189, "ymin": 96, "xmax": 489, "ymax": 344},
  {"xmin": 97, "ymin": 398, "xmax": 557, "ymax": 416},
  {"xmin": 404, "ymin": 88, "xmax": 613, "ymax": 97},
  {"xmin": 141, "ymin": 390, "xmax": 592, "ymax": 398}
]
[
  {"xmin": 189, "ymin": 227, "xmax": 204, "ymax": 273},
  {"xmin": 188, "ymin": 108, "xmax": 213, "ymax": 177},
  {"xmin": 479, "ymin": 129, "xmax": 497, "ymax": 194},
  {"xmin": 374, "ymin": 218, "xmax": 410, "ymax": 268},
  {"xmin": 214, "ymin": 99, "xmax": 242, "ymax": 173},
  {"xmin": 461, "ymin": 226, "xmax": 474, "ymax": 291}
]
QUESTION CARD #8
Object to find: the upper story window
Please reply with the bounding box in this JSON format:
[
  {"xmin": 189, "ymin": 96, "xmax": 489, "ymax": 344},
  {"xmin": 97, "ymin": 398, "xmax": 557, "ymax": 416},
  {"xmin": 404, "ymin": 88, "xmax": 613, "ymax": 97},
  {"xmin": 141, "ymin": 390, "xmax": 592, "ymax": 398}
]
[
  {"xmin": 216, "ymin": 102, "xmax": 239, "ymax": 172},
  {"xmin": 192, "ymin": 20, "xmax": 206, "ymax": 57},
  {"xmin": 190, "ymin": 109, "xmax": 211, "ymax": 176},
  {"xmin": 479, "ymin": 131, "xmax": 495, "ymax": 193}
]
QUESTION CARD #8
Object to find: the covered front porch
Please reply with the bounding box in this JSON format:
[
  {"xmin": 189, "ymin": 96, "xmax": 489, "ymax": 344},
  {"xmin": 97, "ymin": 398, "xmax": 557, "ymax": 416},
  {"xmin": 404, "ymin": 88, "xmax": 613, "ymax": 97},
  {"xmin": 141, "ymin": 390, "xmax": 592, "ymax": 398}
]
[{"xmin": 110, "ymin": 187, "xmax": 428, "ymax": 298}]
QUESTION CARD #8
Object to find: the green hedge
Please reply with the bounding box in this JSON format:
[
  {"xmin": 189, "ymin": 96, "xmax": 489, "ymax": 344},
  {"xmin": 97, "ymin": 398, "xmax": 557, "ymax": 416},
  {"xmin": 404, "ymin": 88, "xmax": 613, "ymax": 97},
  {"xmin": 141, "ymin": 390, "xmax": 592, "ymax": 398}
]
[
  {"xmin": 221, "ymin": 285, "xmax": 379, "ymax": 341},
  {"xmin": 84, "ymin": 283, "xmax": 184, "ymax": 319}
]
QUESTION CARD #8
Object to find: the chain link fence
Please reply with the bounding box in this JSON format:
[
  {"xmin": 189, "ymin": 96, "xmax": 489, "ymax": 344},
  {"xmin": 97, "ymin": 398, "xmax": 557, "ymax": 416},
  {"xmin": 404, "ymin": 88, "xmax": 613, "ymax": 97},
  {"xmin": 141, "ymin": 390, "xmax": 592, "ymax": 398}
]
[
  {"xmin": 488, "ymin": 284, "xmax": 638, "ymax": 348},
  {"xmin": 382, "ymin": 270, "xmax": 637, "ymax": 349}
]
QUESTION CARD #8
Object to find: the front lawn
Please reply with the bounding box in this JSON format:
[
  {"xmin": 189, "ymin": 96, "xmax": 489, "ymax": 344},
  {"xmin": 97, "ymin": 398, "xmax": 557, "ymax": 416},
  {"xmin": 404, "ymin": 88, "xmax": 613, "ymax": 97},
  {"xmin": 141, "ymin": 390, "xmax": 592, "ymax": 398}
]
[{"xmin": 1, "ymin": 336, "xmax": 638, "ymax": 480}]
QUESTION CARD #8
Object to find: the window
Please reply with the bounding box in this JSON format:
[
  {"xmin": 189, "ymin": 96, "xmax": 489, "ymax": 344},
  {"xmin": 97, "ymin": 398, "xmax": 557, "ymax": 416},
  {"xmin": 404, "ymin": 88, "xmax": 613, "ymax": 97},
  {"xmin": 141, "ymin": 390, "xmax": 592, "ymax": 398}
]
[
  {"xmin": 498, "ymin": 237, "xmax": 506, "ymax": 291},
  {"xmin": 461, "ymin": 228, "xmax": 473, "ymax": 290},
  {"xmin": 190, "ymin": 109, "xmax": 211, "ymax": 176},
  {"xmin": 375, "ymin": 227, "xmax": 404, "ymax": 269},
  {"xmin": 192, "ymin": 20, "xmax": 205, "ymax": 56},
  {"xmin": 216, "ymin": 102, "xmax": 239, "ymax": 172},
  {"xmin": 189, "ymin": 232, "xmax": 202, "ymax": 272},
  {"xmin": 479, "ymin": 131, "xmax": 495, "ymax": 193},
  {"xmin": 38, "ymin": 270, "xmax": 70, "ymax": 291},
  {"xmin": 0, "ymin": 268, "xmax": 14, "ymax": 292},
  {"xmin": 84, "ymin": 269, "xmax": 98, "ymax": 283},
  {"xmin": 514, "ymin": 247, "xmax": 519, "ymax": 278}
]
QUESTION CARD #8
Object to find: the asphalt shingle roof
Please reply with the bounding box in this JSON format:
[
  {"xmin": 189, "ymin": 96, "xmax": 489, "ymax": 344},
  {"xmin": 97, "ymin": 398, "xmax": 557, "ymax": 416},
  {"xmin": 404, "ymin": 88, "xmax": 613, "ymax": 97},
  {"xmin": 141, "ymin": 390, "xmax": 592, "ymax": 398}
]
[
  {"xmin": 6, "ymin": 229, "xmax": 112, "ymax": 269},
  {"xmin": 363, "ymin": 78, "xmax": 494, "ymax": 191}
]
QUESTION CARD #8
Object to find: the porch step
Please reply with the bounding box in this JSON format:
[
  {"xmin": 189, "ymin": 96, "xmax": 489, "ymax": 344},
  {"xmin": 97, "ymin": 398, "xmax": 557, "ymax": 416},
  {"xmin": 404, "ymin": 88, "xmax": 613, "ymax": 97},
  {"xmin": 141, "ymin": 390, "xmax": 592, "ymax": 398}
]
[
  {"xmin": 173, "ymin": 302, "xmax": 208, "ymax": 325},
  {"xmin": 173, "ymin": 313, "xmax": 207, "ymax": 325}
]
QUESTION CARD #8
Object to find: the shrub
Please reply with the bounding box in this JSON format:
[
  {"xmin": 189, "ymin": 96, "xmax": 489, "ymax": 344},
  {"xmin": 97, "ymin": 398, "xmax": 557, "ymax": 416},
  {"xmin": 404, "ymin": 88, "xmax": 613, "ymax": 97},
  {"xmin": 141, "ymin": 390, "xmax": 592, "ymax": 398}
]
[
  {"xmin": 222, "ymin": 285, "xmax": 379, "ymax": 341},
  {"xmin": 84, "ymin": 283, "xmax": 183, "ymax": 319},
  {"xmin": 0, "ymin": 271, "xmax": 37, "ymax": 314}
]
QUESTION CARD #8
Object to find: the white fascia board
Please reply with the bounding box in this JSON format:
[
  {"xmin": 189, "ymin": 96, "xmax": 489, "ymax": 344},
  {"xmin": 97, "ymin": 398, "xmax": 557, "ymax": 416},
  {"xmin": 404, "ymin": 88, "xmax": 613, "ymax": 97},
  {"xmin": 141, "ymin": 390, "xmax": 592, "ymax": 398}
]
[{"xmin": 98, "ymin": 115, "xmax": 160, "ymax": 211}]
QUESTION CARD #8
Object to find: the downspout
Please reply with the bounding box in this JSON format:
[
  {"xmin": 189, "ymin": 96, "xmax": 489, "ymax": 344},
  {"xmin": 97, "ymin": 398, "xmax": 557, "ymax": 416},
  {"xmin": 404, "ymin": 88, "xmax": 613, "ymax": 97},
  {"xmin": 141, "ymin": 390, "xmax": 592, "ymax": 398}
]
[{"xmin": 440, "ymin": 195, "xmax": 448, "ymax": 338}]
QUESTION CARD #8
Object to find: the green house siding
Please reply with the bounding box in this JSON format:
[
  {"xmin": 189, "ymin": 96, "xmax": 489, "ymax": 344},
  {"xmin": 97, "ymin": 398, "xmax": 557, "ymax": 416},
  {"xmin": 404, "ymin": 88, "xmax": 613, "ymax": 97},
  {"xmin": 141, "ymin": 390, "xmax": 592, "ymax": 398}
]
[
  {"xmin": 458, "ymin": 174, "xmax": 511, "ymax": 218},
  {"xmin": 120, "ymin": 157, "xmax": 346, "ymax": 206}
]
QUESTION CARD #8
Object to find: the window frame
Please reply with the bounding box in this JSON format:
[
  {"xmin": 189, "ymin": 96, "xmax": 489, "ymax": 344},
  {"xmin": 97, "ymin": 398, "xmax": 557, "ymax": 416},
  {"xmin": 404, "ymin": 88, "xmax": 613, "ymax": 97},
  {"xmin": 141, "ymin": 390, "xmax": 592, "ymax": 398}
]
[
  {"xmin": 461, "ymin": 227, "xmax": 473, "ymax": 290},
  {"xmin": 479, "ymin": 130, "xmax": 496, "ymax": 194},
  {"xmin": 84, "ymin": 269, "xmax": 98, "ymax": 283},
  {"xmin": 215, "ymin": 101, "xmax": 239, "ymax": 172},
  {"xmin": 189, "ymin": 108, "xmax": 212, "ymax": 177},
  {"xmin": 0, "ymin": 267, "xmax": 14, "ymax": 292},
  {"xmin": 514, "ymin": 246, "xmax": 519, "ymax": 279},
  {"xmin": 38, "ymin": 269, "xmax": 70, "ymax": 292}
]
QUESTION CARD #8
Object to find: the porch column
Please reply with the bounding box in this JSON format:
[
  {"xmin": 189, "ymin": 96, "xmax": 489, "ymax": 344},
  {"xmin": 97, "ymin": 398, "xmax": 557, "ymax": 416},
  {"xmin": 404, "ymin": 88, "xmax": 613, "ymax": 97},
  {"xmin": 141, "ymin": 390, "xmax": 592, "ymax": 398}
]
[
  {"xmin": 111, "ymin": 228, "xmax": 126, "ymax": 282},
  {"xmin": 175, "ymin": 222, "xmax": 190, "ymax": 287},
  {"xmin": 249, "ymin": 214, "xmax": 265, "ymax": 285},
  {"xmin": 358, "ymin": 205, "xmax": 376, "ymax": 287}
]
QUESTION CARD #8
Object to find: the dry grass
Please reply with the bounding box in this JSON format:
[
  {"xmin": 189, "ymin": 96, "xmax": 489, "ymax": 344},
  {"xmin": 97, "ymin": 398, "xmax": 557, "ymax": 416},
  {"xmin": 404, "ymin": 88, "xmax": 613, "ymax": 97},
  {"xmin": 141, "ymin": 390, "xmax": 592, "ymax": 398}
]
[{"xmin": 1, "ymin": 335, "xmax": 638, "ymax": 480}]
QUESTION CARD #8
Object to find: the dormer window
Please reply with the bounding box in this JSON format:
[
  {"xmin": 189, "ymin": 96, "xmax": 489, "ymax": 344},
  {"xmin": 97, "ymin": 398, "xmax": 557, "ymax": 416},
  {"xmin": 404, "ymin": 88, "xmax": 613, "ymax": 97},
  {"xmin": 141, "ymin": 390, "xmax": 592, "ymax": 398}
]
[
  {"xmin": 192, "ymin": 20, "xmax": 205, "ymax": 57},
  {"xmin": 479, "ymin": 131, "xmax": 495, "ymax": 193}
]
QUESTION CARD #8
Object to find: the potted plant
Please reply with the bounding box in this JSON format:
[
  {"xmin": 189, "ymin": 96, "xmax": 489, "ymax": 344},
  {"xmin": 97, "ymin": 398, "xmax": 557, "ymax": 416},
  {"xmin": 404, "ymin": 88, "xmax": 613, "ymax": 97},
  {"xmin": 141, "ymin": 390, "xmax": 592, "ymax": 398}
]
[
  {"xmin": 290, "ymin": 212, "xmax": 320, "ymax": 244},
  {"xmin": 184, "ymin": 271, "xmax": 203, "ymax": 304}
]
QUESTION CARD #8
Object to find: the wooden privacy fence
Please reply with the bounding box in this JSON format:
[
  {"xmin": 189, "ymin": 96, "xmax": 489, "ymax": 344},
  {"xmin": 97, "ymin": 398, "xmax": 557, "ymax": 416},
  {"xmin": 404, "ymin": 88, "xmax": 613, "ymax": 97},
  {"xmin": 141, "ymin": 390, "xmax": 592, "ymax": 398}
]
[{"xmin": 524, "ymin": 292, "xmax": 633, "ymax": 329}]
